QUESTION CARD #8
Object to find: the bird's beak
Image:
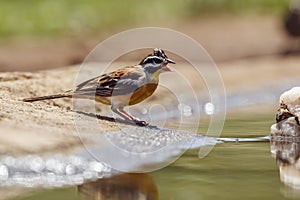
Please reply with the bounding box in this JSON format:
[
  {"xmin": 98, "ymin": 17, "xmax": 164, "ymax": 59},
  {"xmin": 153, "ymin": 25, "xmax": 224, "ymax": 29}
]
[
  {"xmin": 162, "ymin": 61, "xmax": 173, "ymax": 72},
  {"xmin": 166, "ymin": 58, "xmax": 176, "ymax": 64}
]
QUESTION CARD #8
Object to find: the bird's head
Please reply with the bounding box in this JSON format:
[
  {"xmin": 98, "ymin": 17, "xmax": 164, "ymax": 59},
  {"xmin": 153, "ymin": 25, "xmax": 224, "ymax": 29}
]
[{"xmin": 139, "ymin": 48, "xmax": 175, "ymax": 75}]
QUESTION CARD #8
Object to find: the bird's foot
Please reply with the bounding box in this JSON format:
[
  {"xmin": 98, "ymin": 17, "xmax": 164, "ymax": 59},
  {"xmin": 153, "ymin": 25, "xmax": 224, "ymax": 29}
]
[{"xmin": 133, "ymin": 119, "xmax": 149, "ymax": 126}]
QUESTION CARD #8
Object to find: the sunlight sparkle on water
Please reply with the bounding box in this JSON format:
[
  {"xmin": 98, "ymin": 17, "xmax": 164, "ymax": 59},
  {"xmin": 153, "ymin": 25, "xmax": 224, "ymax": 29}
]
[{"xmin": 205, "ymin": 102, "xmax": 214, "ymax": 115}]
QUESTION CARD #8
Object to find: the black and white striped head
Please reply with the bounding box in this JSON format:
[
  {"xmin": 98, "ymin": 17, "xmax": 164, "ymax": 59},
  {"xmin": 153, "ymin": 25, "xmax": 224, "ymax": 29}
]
[
  {"xmin": 139, "ymin": 48, "xmax": 175, "ymax": 74},
  {"xmin": 153, "ymin": 48, "xmax": 175, "ymax": 63}
]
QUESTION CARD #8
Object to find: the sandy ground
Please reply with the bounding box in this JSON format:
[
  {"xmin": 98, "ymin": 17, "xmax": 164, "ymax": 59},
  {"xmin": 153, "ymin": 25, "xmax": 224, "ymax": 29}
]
[{"xmin": 0, "ymin": 67, "xmax": 119, "ymax": 156}]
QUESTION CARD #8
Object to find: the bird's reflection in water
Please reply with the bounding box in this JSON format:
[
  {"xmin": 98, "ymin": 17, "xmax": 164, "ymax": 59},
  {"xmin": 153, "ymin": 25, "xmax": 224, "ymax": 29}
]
[
  {"xmin": 78, "ymin": 173, "xmax": 158, "ymax": 200},
  {"xmin": 271, "ymin": 140, "xmax": 300, "ymax": 198}
]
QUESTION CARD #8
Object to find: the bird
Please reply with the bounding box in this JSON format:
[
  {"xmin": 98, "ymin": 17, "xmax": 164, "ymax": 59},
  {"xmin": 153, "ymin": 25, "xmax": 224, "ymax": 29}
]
[{"xmin": 23, "ymin": 48, "xmax": 175, "ymax": 126}]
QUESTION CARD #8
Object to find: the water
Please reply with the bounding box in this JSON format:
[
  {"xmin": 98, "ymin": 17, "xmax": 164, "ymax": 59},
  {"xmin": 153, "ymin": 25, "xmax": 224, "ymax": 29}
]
[
  {"xmin": 151, "ymin": 115, "xmax": 281, "ymax": 200},
  {"xmin": 9, "ymin": 114, "xmax": 293, "ymax": 200},
  {"xmin": 154, "ymin": 143, "xmax": 278, "ymax": 200}
]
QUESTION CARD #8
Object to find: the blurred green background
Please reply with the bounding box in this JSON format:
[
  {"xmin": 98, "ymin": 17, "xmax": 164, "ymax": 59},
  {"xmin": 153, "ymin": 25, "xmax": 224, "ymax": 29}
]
[
  {"xmin": 0, "ymin": 0, "xmax": 288, "ymax": 38},
  {"xmin": 0, "ymin": 0, "xmax": 293, "ymax": 71}
]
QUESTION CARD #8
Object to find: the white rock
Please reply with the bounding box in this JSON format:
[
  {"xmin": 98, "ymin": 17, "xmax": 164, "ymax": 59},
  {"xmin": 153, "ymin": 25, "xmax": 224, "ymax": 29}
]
[
  {"xmin": 280, "ymin": 87, "xmax": 300, "ymax": 105},
  {"xmin": 271, "ymin": 87, "xmax": 300, "ymax": 137},
  {"xmin": 279, "ymin": 87, "xmax": 300, "ymax": 117}
]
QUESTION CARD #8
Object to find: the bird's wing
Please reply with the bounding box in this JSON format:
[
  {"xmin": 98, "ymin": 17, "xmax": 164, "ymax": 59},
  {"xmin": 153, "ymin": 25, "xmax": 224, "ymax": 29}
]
[{"xmin": 74, "ymin": 66, "xmax": 146, "ymax": 97}]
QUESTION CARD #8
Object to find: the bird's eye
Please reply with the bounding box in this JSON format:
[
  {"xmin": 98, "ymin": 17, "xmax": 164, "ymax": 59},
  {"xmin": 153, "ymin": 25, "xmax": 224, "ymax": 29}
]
[{"xmin": 153, "ymin": 58, "xmax": 163, "ymax": 63}]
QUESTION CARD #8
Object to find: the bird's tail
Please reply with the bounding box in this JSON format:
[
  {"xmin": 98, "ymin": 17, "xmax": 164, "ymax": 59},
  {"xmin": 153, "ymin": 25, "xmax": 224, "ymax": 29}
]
[{"xmin": 22, "ymin": 91, "xmax": 73, "ymax": 102}]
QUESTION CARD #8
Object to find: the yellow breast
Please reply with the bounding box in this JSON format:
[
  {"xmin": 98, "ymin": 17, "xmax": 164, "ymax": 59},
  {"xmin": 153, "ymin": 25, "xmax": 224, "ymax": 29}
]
[
  {"xmin": 129, "ymin": 71, "xmax": 160, "ymax": 105},
  {"xmin": 128, "ymin": 83, "xmax": 158, "ymax": 105}
]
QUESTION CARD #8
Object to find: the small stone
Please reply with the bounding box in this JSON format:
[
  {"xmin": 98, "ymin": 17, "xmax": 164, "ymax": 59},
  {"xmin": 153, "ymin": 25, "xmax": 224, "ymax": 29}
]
[{"xmin": 272, "ymin": 87, "xmax": 300, "ymax": 137}]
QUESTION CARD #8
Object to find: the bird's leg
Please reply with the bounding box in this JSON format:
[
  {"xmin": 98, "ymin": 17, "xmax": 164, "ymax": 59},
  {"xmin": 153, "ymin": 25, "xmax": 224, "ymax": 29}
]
[{"xmin": 111, "ymin": 106, "xmax": 149, "ymax": 126}]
